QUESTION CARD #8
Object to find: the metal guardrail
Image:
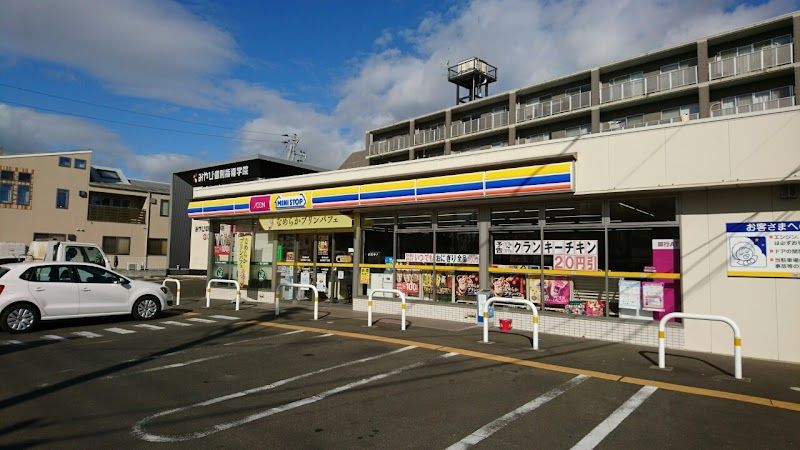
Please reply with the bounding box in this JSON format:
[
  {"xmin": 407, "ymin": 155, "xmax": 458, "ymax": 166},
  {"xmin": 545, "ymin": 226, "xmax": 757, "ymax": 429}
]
[
  {"xmin": 710, "ymin": 96, "xmax": 795, "ymax": 118},
  {"xmin": 600, "ymin": 66, "xmax": 697, "ymax": 103},
  {"xmin": 602, "ymin": 113, "xmax": 699, "ymax": 132},
  {"xmin": 87, "ymin": 205, "xmax": 146, "ymax": 224},
  {"xmin": 709, "ymin": 43, "xmax": 793, "ymax": 80},
  {"xmin": 162, "ymin": 278, "xmax": 181, "ymax": 306},
  {"xmin": 658, "ymin": 312, "xmax": 742, "ymax": 380},
  {"xmin": 414, "ymin": 126, "xmax": 445, "ymax": 145},
  {"xmin": 368, "ymin": 134, "xmax": 411, "ymax": 157},
  {"xmin": 450, "ymin": 111, "xmax": 509, "ymax": 138},
  {"xmin": 206, "ymin": 279, "xmax": 241, "ymax": 311},
  {"xmin": 483, "ymin": 297, "xmax": 539, "ymax": 350},
  {"xmin": 279, "ymin": 282, "xmax": 320, "ymax": 320},
  {"xmin": 367, "ymin": 288, "xmax": 407, "ymax": 331},
  {"xmin": 517, "ymin": 91, "xmax": 591, "ymax": 122}
]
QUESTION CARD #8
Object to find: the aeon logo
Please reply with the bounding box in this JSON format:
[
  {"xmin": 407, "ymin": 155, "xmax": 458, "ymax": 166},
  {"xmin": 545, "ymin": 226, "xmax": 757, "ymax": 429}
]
[
  {"xmin": 249, "ymin": 195, "xmax": 271, "ymax": 213},
  {"xmin": 275, "ymin": 193, "xmax": 306, "ymax": 209}
]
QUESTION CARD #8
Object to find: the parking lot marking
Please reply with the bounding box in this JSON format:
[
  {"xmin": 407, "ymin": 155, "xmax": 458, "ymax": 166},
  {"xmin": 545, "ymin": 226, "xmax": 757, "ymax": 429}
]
[
  {"xmin": 209, "ymin": 315, "xmax": 240, "ymax": 320},
  {"xmin": 186, "ymin": 318, "xmax": 216, "ymax": 324},
  {"xmin": 446, "ymin": 375, "xmax": 589, "ymax": 449},
  {"xmin": 570, "ymin": 386, "xmax": 658, "ymax": 450},
  {"xmin": 4, "ymin": 340, "xmax": 23, "ymax": 345},
  {"xmin": 73, "ymin": 331, "xmax": 102, "ymax": 339},
  {"xmin": 105, "ymin": 328, "xmax": 136, "ymax": 335},
  {"xmin": 251, "ymin": 321, "xmax": 800, "ymax": 412},
  {"xmin": 138, "ymin": 355, "xmax": 227, "ymax": 374},
  {"xmin": 314, "ymin": 333, "xmax": 334, "ymax": 338},
  {"xmin": 278, "ymin": 330, "xmax": 304, "ymax": 336},
  {"xmin": 162, "ymin": 321, "xmax": 192, "ymax": 327},
  {"xmin": 134, "ymin": 324, "xmax": 166, "ymax": 330},
  {"xmin": 134, "ymin": 346, "xmax": 418, "ymax": 442},
  {"xmin": 42, "ymin": 335, "xmax": 67, "ymax": 341}
]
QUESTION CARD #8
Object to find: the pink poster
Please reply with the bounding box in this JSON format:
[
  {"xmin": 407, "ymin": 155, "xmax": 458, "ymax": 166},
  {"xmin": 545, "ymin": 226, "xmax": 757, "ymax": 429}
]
[{"xmin": 651, "ymin": 239, "xmax": 679, "ymax": 320}]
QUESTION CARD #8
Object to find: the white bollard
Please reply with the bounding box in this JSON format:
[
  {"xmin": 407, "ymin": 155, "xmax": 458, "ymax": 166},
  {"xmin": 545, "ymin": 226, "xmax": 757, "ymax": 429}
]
[
  {"xmin": 482, "ymin": 297, "xmax": 539, "ymax": 350},
  {"xmin": 658, "ymin": 312, "xmax": 742, "ymax": 380}
]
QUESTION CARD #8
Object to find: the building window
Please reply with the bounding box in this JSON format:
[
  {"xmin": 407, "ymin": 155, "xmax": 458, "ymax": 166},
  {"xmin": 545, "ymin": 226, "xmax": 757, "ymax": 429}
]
[
  {"xmin": 74, "ymin": 159, "xmax": 87, "ymax": 169},
  {"xmin": 0, "ymin": 170, "xmax": 13, "ymax": 181},
  {"xmin": 0, "ymin": 184, "xmax": 11, "ymax": 204},
  {"xmin": 58, "ymin": 157, "xmax": 72, "ymax": 167},
  {"xmin": 18, "ymin": 172, "xmax": 32, "ymax": 183},
  {"xmin": 17, "ymin": 185, "xmax": 30, "ymax": 206},
  {"xmin": 56, "ymin": 189, "xmax": 69, "ymax": 209},
  {"xmin": 160, "ymin": 200, "xmax": 170, "ymax": 217},
  {"xmin": 147, "ymin": 238, "xmax": 168, "ymax": 256},
  {"xmin": 102, "ymin": 236, "xmax": 131, "ymax": 255}
]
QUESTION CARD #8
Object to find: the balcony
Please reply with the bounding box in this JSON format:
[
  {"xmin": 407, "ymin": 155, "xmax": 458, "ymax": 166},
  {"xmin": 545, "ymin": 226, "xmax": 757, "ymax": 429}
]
[
  {"xmin": 710, "ymin": 96, "xmax": 795, "ymax": 118},
  {"xmin": 517, "ymin": 91, "xmax": 591, "ymax": 123},
  {"xmin": 709, "ymin": 43, "xmax": 793, "ymax": 80},
  {"xmin": 414, "ymin": 125, "xmax": 445, "ymax": 146},
  {"xmin": 600, "ymin": 66, "xmax": 698, "ymax": 103},
  {"xmin": 88, "ymin": 205, "xmax": 146, "ymax": 224},
  {"xmin": 368, "ymin": 134, "xmax": 411, "ymax": 157},
  {"xmin": 450, "ymin": 111, "xmax": 509, "ymax": 138},
  {"xmin": 601, "ymin": 113, "xmax": 699, "ymax": 132}
]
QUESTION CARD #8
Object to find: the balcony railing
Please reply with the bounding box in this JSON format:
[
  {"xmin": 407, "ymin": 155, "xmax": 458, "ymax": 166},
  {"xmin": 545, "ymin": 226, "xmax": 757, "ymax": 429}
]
[
  {"xmin": 600, "ymin": 66, "xmax": 698, "ymax": 103},
  {"xmin": 88, "ymin": 205, "xmax": 146, "ymax": 224},
  {"xmin": 368, "ymin": 134, "xmax": 411, "ymax": 157},
  {"xmin": 710, "ymin": 96, "xmax": 795, "ymax": 118},
  {"xmin": 450, "ymin": 111, "xmax": 509, "ymax": 138},
  {"xmin": 414, "ymin": 125, "xmax": 445, "ymax": 145},
  {"xmin": 709, "ymin": 43, "xmax": 793, "ymax": 80},
  {"xmin": 517, "ymin": 91, "xmax": 591, "ymax": 123},
  {"xmin": 601, "ymin": 113, "xmax": 699, "ymax": 132}
]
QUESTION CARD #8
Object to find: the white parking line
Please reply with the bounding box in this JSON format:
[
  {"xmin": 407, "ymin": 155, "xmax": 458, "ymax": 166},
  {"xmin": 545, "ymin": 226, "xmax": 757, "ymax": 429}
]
[
  {"xmin": 5, "ymin": 340, "xmax": 23, "ymax": 345},
  {"xmin": 185, "ymin": 318, "xmax": 216, "ymax": 324},
  {"xmin": 42, "ymin": 335, "xmax": 67, "ymax": 341},
  {"xmin": 135, "ymin": 324, "xmax": 166, "ymax": 330},
  {"xmin": 446, "ymin": 375, "xmax": 589, "ymax": 450},
  {"xmin": 105, "ymin": 327, "xmax": 136, "ymax": 335},
  {"xmin": 570, "ymin": 386, "xmax": 658, "ymax": 450},
  {"xmin": 278, "ymin": 330, "xmax": 304, "ymax": 336},
  {"xmin": 209, "ymin": 315, "xmax": 240, "ymax": 320},
  {"xmin": 162, "ymin": 321, "xmax": 192, "ymax": 327},
  {"xmin": 138, "ymin": 355, "xmax": 226, "ymax": 374},
  {"xmin": 134, "ymin": 346, "xmax": 418, "ymax": 442},
  {"xmin": 73, "ymin": 331, "xmax": 102, "ymax": 339},
  {"xmin": 223, "ymin": 330, "xmax": 307, "ymax": 347},
  {"xmin": 314, "ymin": 333, "xmax": 334, "ymax": 338}
]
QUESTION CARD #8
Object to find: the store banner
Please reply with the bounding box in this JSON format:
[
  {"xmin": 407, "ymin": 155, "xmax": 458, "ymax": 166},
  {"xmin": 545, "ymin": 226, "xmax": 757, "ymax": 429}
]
[
  {"xmin": 494, "ymin": 240, "xmax": 598, "ymax": 256},
  {"xmin": 491, "ymin": 275, "xmax": 526, "ymax": 298},
  {"xmin": 395, "ymin": 269, "xmax": 421, "ymax": 297},
  {"xmin": 404, "ymin": 253, "xmax": 479, "ymax": 265},
  {"xmin": 726, "ymin": 221, "xmax": 800, "ymax": 278},
  {"xmin": 236, "ymin": 234, "xmax": 252, "ymax": 287},
  {"xmin": 360, "ymin": 267, "xmax": 370, "ymax": 284},
  {"xmin": 259, "ymin": 213, "xmax": 353, "ymax": 231}
]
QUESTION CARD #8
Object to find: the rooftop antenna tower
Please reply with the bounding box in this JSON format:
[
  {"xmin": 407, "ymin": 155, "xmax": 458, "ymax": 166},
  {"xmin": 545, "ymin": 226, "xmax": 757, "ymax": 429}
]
[
  {"xmin": 447, "ymin": 57, "xmax": 497, "ymax": 104},
  {"xmin": 283, "ymin": 133, "xmax": 305, "ymax": 163}
]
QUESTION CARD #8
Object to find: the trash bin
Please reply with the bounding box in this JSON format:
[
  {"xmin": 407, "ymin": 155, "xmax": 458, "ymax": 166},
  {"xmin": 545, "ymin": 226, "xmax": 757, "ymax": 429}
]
[{"xmin": 499, "ymin": 319, "xmax": 513, "ymax": 332}]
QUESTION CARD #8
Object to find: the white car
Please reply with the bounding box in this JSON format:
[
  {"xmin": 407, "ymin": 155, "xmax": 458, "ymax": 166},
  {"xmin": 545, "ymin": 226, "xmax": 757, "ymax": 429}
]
[{"xmin": 0, "ymin": 262, "xmax": 172, "ymax": 333}]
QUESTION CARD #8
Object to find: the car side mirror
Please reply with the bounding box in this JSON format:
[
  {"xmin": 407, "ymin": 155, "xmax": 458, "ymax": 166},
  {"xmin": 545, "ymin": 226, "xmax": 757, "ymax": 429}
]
[{"xmin": 118, "ymin": 278, "xmax": 131, "ymax": 285}]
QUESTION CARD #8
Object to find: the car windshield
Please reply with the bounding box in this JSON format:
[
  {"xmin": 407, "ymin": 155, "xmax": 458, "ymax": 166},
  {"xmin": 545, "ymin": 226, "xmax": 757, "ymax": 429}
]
[{"xmin": 0, "ymin": 266, "xmax": 9, "ymax": 279}]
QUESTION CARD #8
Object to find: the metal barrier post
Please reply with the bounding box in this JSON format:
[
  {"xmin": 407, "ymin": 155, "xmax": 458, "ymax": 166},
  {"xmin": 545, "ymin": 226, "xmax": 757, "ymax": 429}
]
[
  {"xmin": 483, "ymin": 297, "xmax": 539, "ymax": 350},
  {"xmin": 162, "ymin": 278, "xmax": 181, "ymax": 306},
  {"xmin": 206, "ymin": 279, "xmax": 242, "ymax": 311},
  {"xmin": 278, "ymin": 282, "xmax": 319, "ymax": 320},
  {"xmin": 658, "ymin": 312, "xmax": 742, "ymax": 380},
  {"xmin": 366, "ymin": 289, "xmax": 407, "ymax": 330}
]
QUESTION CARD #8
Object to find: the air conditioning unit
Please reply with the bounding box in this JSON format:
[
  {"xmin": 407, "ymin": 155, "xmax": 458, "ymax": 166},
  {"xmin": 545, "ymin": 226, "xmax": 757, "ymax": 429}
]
[{"xmin": 127, "ymin": 263, "xmax": 138, "ymax": 270}]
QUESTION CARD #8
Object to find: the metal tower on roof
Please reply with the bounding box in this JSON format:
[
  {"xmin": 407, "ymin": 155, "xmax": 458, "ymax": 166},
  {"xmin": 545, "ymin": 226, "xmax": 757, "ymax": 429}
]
[{"xmin": 447, "ymin": 58, "xmax": 497, "ymax": 104}]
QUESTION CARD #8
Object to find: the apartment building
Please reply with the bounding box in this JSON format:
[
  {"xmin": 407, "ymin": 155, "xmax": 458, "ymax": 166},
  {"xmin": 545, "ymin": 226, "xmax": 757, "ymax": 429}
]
[
  {"xmin": 187, "ymin": 13, "xmax": 800, "ymax": 363},
  {"xmin": 0, "ymin": 150, "xmax": 171, "ymax": 270}
]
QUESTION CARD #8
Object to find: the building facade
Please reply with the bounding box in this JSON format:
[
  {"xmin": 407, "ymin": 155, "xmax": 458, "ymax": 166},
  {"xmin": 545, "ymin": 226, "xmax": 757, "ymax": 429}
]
[
  {"xmin": 187, "ymin": 13, "xmax": 800, "ymax": 363},
  {"xmin": 0, "ymin": 150, "xmax": 171, "ymax": 270}
]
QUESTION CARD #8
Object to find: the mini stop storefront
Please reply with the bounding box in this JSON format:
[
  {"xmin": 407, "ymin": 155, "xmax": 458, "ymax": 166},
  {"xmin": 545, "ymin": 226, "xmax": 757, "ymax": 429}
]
[{"xmin": 188, "ymin": 160, "xmax": 684, "ymax": 337}]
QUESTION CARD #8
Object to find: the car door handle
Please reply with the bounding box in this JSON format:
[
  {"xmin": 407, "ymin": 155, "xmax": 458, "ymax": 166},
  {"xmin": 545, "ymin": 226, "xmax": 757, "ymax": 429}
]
[
  {"xmin": 34, "ymin": 287, "xmax": 46, "ymax": 292},
  {"xmin": 81, "ymin": 288, "xmax": 91, "ymax": 292}
]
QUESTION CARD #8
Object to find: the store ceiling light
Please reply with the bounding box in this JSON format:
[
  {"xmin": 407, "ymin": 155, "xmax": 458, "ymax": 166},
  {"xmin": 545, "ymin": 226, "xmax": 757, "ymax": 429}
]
[{"xmin": 618, "ymin": 202, "xmax": 655, "ymax": 217}]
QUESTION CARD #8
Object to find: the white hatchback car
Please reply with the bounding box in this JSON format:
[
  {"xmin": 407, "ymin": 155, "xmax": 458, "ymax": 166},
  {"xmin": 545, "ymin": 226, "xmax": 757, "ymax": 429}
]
[{"xmin": 0, "ymin": 262, "xmax": 172, "ymax": 333}]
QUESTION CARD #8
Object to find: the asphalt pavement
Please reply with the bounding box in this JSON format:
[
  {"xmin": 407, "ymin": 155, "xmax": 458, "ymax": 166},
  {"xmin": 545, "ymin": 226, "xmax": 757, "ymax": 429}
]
[{"xmin": 1, "ymin": 297, "xmax": 799, "ymax": 449}]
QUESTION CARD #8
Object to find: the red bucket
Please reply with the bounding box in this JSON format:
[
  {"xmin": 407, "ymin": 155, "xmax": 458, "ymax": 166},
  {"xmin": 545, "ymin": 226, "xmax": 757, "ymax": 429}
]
[{"xmin": 499, "ymin": 319, "xmax": 513, "ymax": 332}]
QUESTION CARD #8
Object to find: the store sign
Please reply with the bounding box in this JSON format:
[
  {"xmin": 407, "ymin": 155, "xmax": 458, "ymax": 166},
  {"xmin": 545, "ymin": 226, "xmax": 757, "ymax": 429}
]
[
  {"xmin": 236, "ymin": 234, "xmax": 252, "ymax": 287},
  {"xmin": 727, "ymin": 222, "xmax": 800, "ymax": 278},
  {"xmin": 494, "ymin": 240, "xmax": 598, "ymax": 256},
  {"xmin": 553, "ymin": 254, "xmax": 598, "ymax": 270},
  {"xmin": 274, "ymin": 193, "xmax": 307, "ymax": 210},
  {"xmin": 259, "ymin": 213, "xmax": 353, "ymax": 231},
  {"xmin": 642, "ymin": 281, "xmax": 665, "ymax": 311},
  {"xmin": 403, "ymin": 253, "xmax": 479, "ymax": 265},
  {"xmin": 618, "ymin": 279, "xmax": 642, "ymax": 310},
  {"xmin": 191, "ymin": 164, "xmax": 251, "ymax": 186},
  {"xmin": 249, "ymin": 195, "xmax": 271, "ymax": 213},
  {"xmin": 360, "ymin": 267, "xmax": 370, "ymax": 284}
]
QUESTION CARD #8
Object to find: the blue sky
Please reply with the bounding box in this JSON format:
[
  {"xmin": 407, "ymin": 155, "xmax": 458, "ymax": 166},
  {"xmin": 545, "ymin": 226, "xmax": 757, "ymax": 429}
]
[{"xmin": 0, "ymin": 0, "xmax": 797, "ymax": 181}]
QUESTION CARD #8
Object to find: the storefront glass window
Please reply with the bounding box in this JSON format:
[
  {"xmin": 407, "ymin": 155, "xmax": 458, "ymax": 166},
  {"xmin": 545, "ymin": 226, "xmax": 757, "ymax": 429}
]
[
  {"xmin": 491, "ymin": 207, "xmax": 539, "ymax": 228},
  {"xmin": 437, "ymin": 209, "xmax": 477, "ymax": 228},
  {"xmin": 610, "ymin": 197, "xmax": 676, "ymax": 223},
  {"xmin": 397, "ymin": 211, "xmax": 432, "ymax": 229},
  {"xmin": 436, "ymin": 231, "xmax": 479, "ymax": 302},
  {"xmin": 545, "ymin": 201, "xmax": 602, "ymax": 225},
  {"xmin": 362, "ymin": 215, "xmax": 394, "ymax": 297},
  {"xmin": 491, "ymin": 230, "xmax": 543, "ymax": 267},
  {"xmin": 250, "ymin": 230, "xmax": 273, "ymax": 290},
  {"xmin": 396, "ymin": 232, "xmax": 433, "ymax": 300}
]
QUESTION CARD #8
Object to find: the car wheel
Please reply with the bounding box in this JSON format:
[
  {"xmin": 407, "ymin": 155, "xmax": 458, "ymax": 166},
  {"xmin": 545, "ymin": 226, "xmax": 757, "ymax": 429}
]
[
  {"xmin": 2, "ymin": 303, "xmax": 40, "ymax": 334},
  {"xmin": 132, "ymin": 296, "xmax": 161, "ymax": 320}
]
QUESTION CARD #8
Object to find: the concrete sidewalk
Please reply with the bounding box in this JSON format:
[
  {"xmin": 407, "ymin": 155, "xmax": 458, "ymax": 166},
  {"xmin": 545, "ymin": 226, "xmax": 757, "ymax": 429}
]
[{"xmin": 172, "ymin": 296, "xmax": 800, "ymax": 410}]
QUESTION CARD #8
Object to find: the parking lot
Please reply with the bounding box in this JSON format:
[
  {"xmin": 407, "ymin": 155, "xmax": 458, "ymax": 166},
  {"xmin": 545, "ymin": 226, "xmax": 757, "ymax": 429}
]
[{"xmin": 1, "ymin": 300, "xmax": 799, "ymax": 449}]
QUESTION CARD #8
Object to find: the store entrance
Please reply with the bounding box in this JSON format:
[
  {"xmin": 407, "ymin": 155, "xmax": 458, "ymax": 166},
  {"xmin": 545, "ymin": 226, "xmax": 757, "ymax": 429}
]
[{"xmin": 276, "ymin": 232, "xmax": 353, "ymax": 303}]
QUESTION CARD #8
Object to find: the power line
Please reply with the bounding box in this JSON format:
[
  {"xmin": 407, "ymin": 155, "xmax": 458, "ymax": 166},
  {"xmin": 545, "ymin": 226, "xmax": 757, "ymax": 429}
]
[
  {"xmin": 0, "ymin": 82, "xmax": 287, "ymax": 137},
  {"xmin": 0, "ymin": 98, "xmax": 285, "ymax": 144}
]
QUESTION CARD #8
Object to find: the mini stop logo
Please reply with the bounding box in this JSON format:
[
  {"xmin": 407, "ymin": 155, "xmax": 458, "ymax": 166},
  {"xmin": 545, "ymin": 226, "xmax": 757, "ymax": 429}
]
[{"xmin": 275, "ymin": 193, "xmax": 307, "ymax": 210}]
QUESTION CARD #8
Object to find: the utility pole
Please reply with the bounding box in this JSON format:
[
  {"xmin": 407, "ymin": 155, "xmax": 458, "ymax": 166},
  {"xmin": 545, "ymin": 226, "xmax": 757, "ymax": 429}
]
[{"xmin": 282, "ymin": 133, "xmax": 306, "ymax": 163}]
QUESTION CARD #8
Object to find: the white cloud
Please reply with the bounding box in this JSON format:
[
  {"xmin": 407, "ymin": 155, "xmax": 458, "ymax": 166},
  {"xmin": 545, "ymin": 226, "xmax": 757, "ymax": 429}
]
[
  {"xmin": 0, "ymin": 0, "xmax": 238, "ymax": 108},
  {"xmin": 0, "ymin": 103, "xmax": 201, "ymax": 181}
]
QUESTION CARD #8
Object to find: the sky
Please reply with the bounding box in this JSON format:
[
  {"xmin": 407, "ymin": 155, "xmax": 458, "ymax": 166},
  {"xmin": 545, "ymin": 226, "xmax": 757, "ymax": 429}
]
[{"xmin": 0, "ymin": 0, "xmax": 798, "ymax": 182}]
